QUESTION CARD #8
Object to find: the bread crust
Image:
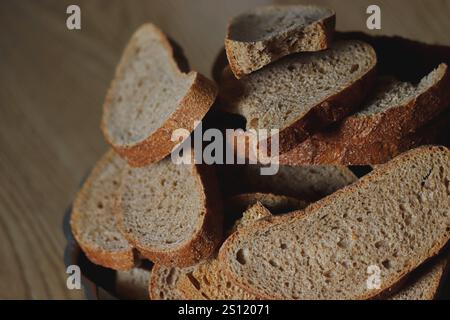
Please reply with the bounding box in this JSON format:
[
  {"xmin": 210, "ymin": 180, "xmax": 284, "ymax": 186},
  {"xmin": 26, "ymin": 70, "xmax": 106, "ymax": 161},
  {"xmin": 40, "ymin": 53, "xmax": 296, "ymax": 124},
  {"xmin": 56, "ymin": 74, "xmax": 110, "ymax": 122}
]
[
  {"xmin": 117, "ymin": 163, "xmax": 224, "ymax": 268},
  {"xmin": 219, "ymin": 146, "xmax": 450, "ymax": 300},
  {"xmin": 225, "ymin": 5, "xmax": 335, "ymax": 78},
  {"xmin": 148, "ymin": 265, "xmax": 162, "ymax": 300},
  {"xmin": 101, "ymin": 24, "xmax": 218, "ymax": 167},
  {"xmin": 277, "ymin": 64, "xmax": 450, "ymax": 165},
  {"xmin": 70, "ymin": 150, "xmax": 136, "ymax": 271},
  {"xmin": 79, "ymin": 247, "xmax": 135, "ymax": 272}
]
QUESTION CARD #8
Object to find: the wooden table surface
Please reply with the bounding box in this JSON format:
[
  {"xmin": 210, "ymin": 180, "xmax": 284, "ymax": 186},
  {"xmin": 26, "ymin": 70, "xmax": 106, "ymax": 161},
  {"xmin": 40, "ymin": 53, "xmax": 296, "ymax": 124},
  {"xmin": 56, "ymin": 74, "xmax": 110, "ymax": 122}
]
[{"xmin": 1, "ymin": 0, "xmax": 449, "ymax": 299}]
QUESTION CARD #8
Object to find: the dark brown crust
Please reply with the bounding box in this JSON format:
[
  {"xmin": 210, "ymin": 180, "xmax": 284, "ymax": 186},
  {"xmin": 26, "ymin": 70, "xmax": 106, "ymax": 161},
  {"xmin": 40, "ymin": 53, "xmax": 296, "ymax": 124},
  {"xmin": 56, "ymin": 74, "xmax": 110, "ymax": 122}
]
[
  {"xmin": 118, "ymin": 163, "xmax": 224, "ymax": 268},
  {"xmin": 277, "ymin": 64, "xmax": 450, "ymax": 165},
  {"xmin": 225, "ymin": 6, "xmax": 336, "ymax": 78},
  {"xmin": 70, "ymin": 150, "xmax": 136, "ymax": 271},
  {"xmin": 101, "ymin": 24, "xmax": 218, "ymax": 168},
  {"xmin": 219, "ymin": 146, "xmax": 450, "ymax": 300}
]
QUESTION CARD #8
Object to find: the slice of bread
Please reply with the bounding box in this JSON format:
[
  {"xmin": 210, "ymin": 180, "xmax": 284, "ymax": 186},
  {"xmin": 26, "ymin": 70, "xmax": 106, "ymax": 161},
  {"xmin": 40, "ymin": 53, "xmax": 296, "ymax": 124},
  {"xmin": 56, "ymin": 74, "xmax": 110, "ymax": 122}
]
[
  {"xmin": 221, "ymin": 164, "xmax": 357, "ymax": 201},
  {"xmin": 71, "ymin": 150, "xmax": 135, "ymax": 270},
  {"xmin": 219, "ymin": 146, "xmax": 450, "ymax": 300},
  {"xmin": 224, "ymin": 192, "xmax": 308, "ymax": 233},
  {"xmin": 225, "ymin": 5, "xmax": 335, "ymax": 78},
  {"xmin": 117, "ymin": 157, "xmax": 223, "ymax": 267},
  {"xmin": 228, "ymin": 192, "xmax": 308, "ymax": 215},
  {"xmin": 389, "ymin": 257, "xmax": 448, "ymax": 300},
  {"xmin": 277, "ymin": 64, "xmax": 450, "ymax": 165},
  {"xmin": 149, "ymin": 265, "xmax": 190, "ymax": 300},
  {"xmin": 220, "ymin": 40, "xmax": 377, "ymax": 154},
  {"xmin": 177, "ymin": 203, "xmax": 271, "ymax": 300},
  {"xmin": 115, "ymin": 267, "xmax": 151, "ymax": 300},
  {"xmin": 101, "ymin": 23, "xmax": 217, "ymax": 167}
]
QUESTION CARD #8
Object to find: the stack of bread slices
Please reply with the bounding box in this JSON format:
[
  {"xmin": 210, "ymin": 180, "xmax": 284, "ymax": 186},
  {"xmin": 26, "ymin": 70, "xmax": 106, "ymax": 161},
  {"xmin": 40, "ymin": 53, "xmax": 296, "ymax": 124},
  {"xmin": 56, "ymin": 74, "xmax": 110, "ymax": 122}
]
[{"xmin": 70, "ymin": 5, "xmax": 450, "ymax": 300}]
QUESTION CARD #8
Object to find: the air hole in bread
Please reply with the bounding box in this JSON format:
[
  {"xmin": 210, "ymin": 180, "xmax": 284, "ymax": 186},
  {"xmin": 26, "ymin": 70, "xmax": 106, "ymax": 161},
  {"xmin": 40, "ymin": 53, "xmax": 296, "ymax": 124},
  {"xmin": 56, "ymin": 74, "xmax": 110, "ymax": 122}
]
[
  {"xmin": 201, "ymin": 292, "xmax": 210, "ymax": 299},
  {"xmin": 280, "ymin": 243, "xmax": 287, "ymax": 250},
  {"xmin": 300, "ymin": 248, "xmax": 306, "ymax": 257},
  {"xmin": 382, "ymin": 259, "xmax": 391, "ymax": 269},
  {"xmin": 337, "ymin": 237, "xmax": 351, "ymax": 249},
  {"xmin": 268, "ymin": 259, "xmax": 280, "ymax": 268},
  {"xmin": 202, "ymin": 275, "xmax": 210, "ymax": 286},
  {"xmin": 323, "ymin": 270, "xmax": 335, "ymax": 278},
  {"xmin": 165, "ymin": 268, "xmax": 177, "ymax": 285},
  {"xmin": 404, "ymin": 215, "xmax": 412, "ymax": 226},
  {"xmin": 187, "ymin": 273, "xmax": 201, "ymax": 290},
  {"xmin": 236, "ymin": 248, "xmax": 249, "ymax": 265},
  {"xmin": 350, "ymin": 64, "xmax": 359, "ymax": 73},
  {"xmin": 444, "ymin": 178, "xmax": 450, "ymax": 194},
  {"xmin": 374, "ymin": 240, "xmax": 386, "ymax": 249},
  {"xmin": 97, "ymin": 202, "xmax": 104, "ymax": 209},
  {"xmin": 317, "ymin": 66, "xmax": 326, "ymax": 74},
  {"xmin": 283, "ymin": 109, "xmax": 292, "ymax": 121}
]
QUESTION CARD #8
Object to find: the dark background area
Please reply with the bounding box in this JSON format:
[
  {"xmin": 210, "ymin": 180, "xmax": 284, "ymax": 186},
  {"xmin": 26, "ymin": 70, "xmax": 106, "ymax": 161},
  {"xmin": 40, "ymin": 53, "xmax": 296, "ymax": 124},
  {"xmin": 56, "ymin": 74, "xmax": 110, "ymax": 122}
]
[{"xmin": 0, "ymin": 0, "xmax": 449, "ymax": 299}]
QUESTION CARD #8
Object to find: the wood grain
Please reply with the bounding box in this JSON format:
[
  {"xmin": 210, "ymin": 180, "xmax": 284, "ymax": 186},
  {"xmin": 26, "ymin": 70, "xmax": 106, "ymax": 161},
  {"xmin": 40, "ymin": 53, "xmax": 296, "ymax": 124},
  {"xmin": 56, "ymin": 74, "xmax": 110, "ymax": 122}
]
[{"xmin": 0, "ymin": 0, "xmax": 449, "ymax": 299}]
